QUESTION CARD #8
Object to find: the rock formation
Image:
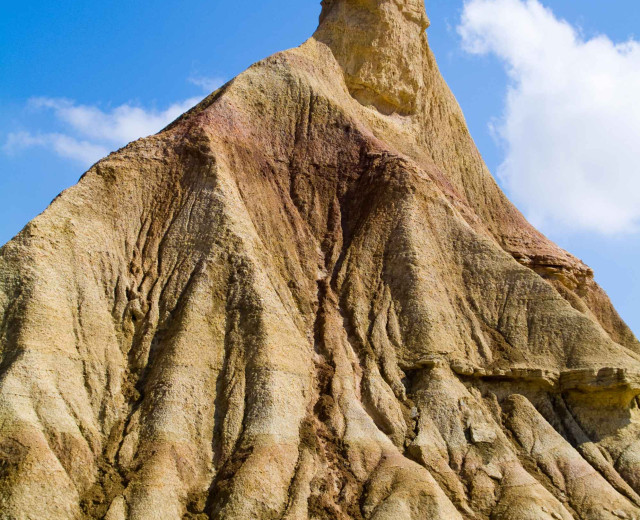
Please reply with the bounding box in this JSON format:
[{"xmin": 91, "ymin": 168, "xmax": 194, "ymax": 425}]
[{"xmin": 1, "ymin": 1, "xmax": 639, "ymax": 518}]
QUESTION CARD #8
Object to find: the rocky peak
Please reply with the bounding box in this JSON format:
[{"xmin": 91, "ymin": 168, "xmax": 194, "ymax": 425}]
[
  {"xmin": 314, "ymin": 0, "xmax": 430, "ymax": 114},
  {"xmin": 1, "ymin": 2, "xmax": 639, "ymax": 519}
]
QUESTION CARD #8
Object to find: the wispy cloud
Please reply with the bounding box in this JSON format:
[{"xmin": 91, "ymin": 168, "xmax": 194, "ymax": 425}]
[
  {"xmin": 459, "ymin": 0, "xmax": 640, "ymax": 234},
  {"xmin": 4, "ymin": 97, "xmax": 200, "ymax": 167},
  {"xmin": 4, "ymin": 131, "xmax": 110, "ymax": 165},
  {"xmin": 28, "ymin": 97, "xmax": 201, "ymax": 144},
  {"xmin": 188, "ymin": 76, "xmax": 226, "ymax": 92},
  {"xmin": 2, "ymin": 82, "xmax": 211, "ymax": 167}
]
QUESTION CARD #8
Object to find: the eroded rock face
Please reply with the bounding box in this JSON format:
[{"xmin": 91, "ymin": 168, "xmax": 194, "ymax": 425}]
[
  {"xmin": 1, "ymin": 1, "xmax": 639, "ymax": 519},
  {"xmin": 315, "ymin": 0, "xmax": 430, "ymax": 114}
]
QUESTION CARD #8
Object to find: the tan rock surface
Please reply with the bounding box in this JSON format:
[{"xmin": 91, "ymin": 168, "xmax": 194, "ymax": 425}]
[{"xmin": 1, "ymin": 1, "xmax": 639, "ymax": 518}]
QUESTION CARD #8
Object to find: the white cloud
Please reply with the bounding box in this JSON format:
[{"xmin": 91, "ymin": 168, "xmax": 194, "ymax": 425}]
[
  {"xmin": 4, "ymin": 131, "xmax": 110, "ymax": 166},
  {"xmin": 188, "ymin": 76, "xmax": 226, "ymax": 92},
  {"xmin": 459, "ymin": 0, "xmax": 640, "ymax": 234},
  {"xmin": 29, "ymin": 96, "xmax": 201, "ymax": 144},
  {"xmin": 3, "ymin": 93, "xmax": 202, "ymax": 167}
]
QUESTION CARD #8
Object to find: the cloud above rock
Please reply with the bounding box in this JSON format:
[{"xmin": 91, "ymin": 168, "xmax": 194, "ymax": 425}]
[
  {"xmin": 459, "ymin": 0, "xmax": 640, "ymax": 234},
  {"xmin": 2, "ymin": 76, "xmax": 225, "ymax": 167},
  {"xmin": 3, "ymin": 97, "xmax": 200, "ymax": 167}
]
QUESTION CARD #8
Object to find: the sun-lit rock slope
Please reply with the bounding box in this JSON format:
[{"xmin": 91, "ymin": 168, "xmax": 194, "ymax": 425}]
[{"xmin": 1, "ymin": 0, "xmax": 639, "ymax": 518}]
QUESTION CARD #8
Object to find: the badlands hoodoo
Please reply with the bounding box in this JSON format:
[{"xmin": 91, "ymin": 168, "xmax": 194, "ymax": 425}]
[{"xmin": 1, "ymin": 1, "xmax": 639, "ymax": 519}]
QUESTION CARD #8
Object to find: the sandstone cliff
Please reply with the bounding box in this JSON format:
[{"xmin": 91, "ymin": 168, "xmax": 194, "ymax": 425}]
[{"xmin": 1, "ymin": 1, "xmax": 639, "ymax": 519}]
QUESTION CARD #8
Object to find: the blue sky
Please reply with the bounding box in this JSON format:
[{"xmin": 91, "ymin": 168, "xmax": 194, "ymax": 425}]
[{"xmin": 1, "ymin": 0, "xmax": 638, "ymax": 336}]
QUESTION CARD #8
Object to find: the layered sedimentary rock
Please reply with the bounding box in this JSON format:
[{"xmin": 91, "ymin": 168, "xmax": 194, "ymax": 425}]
[{"xmin": 1, "ymin": 1, "xmax": 639, "ymax": 518}]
